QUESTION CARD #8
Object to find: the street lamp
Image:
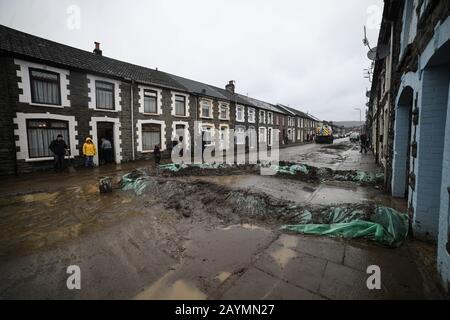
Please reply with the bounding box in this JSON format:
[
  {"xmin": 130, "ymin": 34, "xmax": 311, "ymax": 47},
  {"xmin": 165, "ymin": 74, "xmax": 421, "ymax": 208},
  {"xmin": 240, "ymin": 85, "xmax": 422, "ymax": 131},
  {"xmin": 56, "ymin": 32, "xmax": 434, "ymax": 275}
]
[{"xmin": 354, "ymin": 108, "xmax": 362, "ymax": 132}]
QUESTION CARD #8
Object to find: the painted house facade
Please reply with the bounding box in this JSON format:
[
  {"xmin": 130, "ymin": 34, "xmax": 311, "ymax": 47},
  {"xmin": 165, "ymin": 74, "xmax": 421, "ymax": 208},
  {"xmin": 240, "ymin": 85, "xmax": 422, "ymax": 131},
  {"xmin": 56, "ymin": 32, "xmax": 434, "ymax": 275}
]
[
  {"xmin": 0, "ymin": 25, "xmax": 320, "ymax": 176},
  {"xmin": 367, "ymin": 0, "xmax": 450, "ymax": 292}
]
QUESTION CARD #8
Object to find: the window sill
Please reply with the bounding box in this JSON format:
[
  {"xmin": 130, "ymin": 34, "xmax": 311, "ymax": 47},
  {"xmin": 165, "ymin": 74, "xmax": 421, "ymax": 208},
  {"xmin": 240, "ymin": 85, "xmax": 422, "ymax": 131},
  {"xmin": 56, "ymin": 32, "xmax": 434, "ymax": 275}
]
[
  {"xmin": 200, "ymin": 116, "xmax": 213, "ymax": 120},
  {"xmin": 219, "ymin": 117, "xmax": 230, "ymax": 121},
  {"xmin": 235, "ymin": 119, "xmax": 245, "ymax": 123},
  {"xmin": 141, "ymin": 150, "xmax": 155, "ymax": 153},
  {"xmin": 143, "ymin": 112, "xmax": 161, "ymax": 116},
  {"xmin": 94, "ymin": 108, "xmax": 119, "ymax": 113},
  {"xmin": 174, "ymin": 114, "xmax": 189, "ymax": 118},
  {"xmin": 29, "ymin": 102, "xmax": 65, "ymax": 108},
  {"xmin": 25, "ymin": 156, "xmax": 75, "ymax": 162}
]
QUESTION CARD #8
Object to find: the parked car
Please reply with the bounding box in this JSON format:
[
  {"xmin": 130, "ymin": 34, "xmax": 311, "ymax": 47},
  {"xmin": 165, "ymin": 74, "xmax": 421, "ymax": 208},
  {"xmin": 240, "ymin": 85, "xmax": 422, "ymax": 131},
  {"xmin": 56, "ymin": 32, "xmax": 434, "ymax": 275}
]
[{"xmin": 349, "ymin": 132, "xmax": 360, "ymax": 142}]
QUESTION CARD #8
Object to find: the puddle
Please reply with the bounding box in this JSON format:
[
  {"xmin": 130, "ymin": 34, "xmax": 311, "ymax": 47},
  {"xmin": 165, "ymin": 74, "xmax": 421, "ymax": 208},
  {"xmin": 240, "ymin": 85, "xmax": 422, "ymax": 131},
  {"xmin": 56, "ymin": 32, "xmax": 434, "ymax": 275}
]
[
  {"xmin": 215, "ymin": 271, "xmax": 232, "ymax": 283},
  {"xmin": 269, "ymin": 235, "xmax": 299, "ymax": 269},
  {"xmin": 270, "ymin": 247, "xmax": 297, "ymax": 268},
  {"xmin": 134, "ymin": 272, "xmax": 207, "ymax": 300}
]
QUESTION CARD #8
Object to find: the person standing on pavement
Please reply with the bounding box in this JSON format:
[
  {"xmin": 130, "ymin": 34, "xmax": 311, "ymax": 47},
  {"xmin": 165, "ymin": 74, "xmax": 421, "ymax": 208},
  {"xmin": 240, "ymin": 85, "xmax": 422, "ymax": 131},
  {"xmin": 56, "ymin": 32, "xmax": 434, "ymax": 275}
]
[
  {"xmin": 360, "ymin": 132, "xmax": 368, "ymax": 154},
  {"xmin": 83, "ymin": 137, "xmax": 96, "ymax": 168},
  {"xmin": 154, "ymin": 143, "xmax": 161, "ymax": 165},
  {"xmin": 49, "ymin": 134, "xmax": 69, "ymax": 172},
  {"xmin": 101, "ymin": 138, "xmax": 113, "ymax": 165}
]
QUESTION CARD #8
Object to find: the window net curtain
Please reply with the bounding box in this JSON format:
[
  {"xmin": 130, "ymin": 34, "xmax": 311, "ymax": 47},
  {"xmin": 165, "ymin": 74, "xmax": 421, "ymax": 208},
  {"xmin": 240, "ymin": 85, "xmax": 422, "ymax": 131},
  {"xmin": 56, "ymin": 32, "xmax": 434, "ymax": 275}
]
[
  {"xmin": 142, "ymin": 124, "xmax": 161, "ymax": 151},
  {"xmin": 27, "ymin": 121, "xmax": 69, "ymax": 158},
  {"xmin": 31, "ymin": 79, "xmax": 60, "ymax": 105},
  {"xmin": 144, "ymin": 96, "xmax": 157, "ymax": 113},
  {"xmin": 96, "ymin": 82, "xmax": 114, "ymax": 109}
]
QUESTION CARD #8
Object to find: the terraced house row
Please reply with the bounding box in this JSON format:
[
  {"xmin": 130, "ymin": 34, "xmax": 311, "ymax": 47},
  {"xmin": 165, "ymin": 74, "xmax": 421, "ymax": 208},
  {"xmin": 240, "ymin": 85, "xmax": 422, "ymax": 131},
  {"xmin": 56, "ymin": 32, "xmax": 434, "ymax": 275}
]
[{"xmin": 0, "ymin": 25, "xmax": 319, "ymax": 176}]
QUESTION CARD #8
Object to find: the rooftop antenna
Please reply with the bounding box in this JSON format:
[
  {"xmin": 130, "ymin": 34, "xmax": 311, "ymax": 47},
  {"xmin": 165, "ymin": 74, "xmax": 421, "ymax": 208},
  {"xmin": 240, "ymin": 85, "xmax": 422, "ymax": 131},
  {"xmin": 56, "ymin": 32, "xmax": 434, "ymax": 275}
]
[{"xmin": 364, "ymin": 26, "xmax": 390, "ymax": 61}]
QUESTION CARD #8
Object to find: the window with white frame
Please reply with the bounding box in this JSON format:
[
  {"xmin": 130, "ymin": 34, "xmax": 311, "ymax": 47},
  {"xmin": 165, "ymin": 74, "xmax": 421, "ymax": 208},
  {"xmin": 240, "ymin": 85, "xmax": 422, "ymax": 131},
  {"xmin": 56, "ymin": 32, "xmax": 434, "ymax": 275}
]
[
  {"xmin": 201, "ymin": 125, "xmax": 214, "ymax": 145},
  {"xmin": 142, "ymin": 123, "xmax": 161, "ymax": 151},
  {"xmin": 29, "ymin": 69, "xmax": 61, "ymax": 105},
  {"xmin": 259, "ymin": 127, "xmax": 267, "ymax": 143},
  {"xmin": 200, "ymin": 100, "xmax": 213, "ymax": 118},
  {"xmin": 219, "ymin": 125, "xmax": 229, "ymax": 149},
  {"xmin": 219, "ymin": 103, "xmax": 229, "ymax": 120},
  {"xmin": 27, "ymin": 119, "xmax": 69, "ymax": 158},
  {"xmin": 248, "ymin": 126, "xmax": 257, "ymax": 148},
  {"xmin": 175, "ymin": 95, "xmax": 187, "ymax": 116},
  {"xmin": 95, "ymin": 80, "xmax": 115, "ymax": 110},
  {"xmin": 248, "ymin": 108, "xmax": 255, "ymax": 123},
  {"xmin": 288, "ymin": 116, "xmax": 292, "ymax": 127},
  {"xmin": 236, "ymin": 105, "xmax": 245, "ymax": 122},
  {"xmin": 143, "ymin": 89, "xmax": 157, "ymax": 114},
  {"xmin": 275, "ymin": 115, "xmax": 279, "ymax": 125},
  {"xmin": 267, "ymin": 112, "xmax": 273, "ymax": 124},
  {"xmin": 235, "ymin": 126, "xmax": 245, "ymax": 145},
  {"xmin": 259, "ymin": 110, "xmax": 265, "ymax": 124},
  {"xmin": 268, "ymin": 127, "xmax": 273, "ymax": 146}
]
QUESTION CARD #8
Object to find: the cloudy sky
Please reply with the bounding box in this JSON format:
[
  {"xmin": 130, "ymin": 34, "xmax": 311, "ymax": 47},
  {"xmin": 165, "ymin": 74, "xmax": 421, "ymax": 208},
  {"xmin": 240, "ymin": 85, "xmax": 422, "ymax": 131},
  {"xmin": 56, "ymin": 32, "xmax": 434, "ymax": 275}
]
[{"xmin": 0, "ymin": 0, "xmax": 382, "ymax": 121}]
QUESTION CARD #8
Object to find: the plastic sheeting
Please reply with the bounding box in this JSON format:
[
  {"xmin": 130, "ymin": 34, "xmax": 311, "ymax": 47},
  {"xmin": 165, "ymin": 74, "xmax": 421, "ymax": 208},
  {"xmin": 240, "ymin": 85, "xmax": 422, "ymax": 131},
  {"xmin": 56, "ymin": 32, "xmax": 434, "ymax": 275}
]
[
  {"xmin": 282, "ymin": 206, "xmax": 409, "ymax": 247},
  {"xmin": 158, "ymin": 163, "xmax": 231, "ymax": 172},
  {"xmin": 271, "ymin": 164, "xmax": 309, "ymax": 175},
  {"xmin": 334, "ymin": 171, "xmax": 384, "ymax": 183},
  {"xmin": 120, "ymin": 170, "xmax": 150, "ymax": 195}
]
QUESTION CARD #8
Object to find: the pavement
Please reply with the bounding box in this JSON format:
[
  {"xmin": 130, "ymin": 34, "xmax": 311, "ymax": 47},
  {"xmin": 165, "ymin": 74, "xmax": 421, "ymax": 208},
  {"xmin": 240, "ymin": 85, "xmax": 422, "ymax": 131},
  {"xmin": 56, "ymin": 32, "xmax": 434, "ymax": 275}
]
[{"xmin": 0, "ymin": 138, "xmax": 446, "ymax": 299}]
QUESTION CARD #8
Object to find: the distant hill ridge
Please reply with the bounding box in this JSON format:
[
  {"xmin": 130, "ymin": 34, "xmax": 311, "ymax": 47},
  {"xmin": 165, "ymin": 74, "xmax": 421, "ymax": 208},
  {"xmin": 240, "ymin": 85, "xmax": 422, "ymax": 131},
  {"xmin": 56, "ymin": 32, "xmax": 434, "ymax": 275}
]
[{"xmin": 331, "ymin": 121, "xmax": 364, "ymax": 128}]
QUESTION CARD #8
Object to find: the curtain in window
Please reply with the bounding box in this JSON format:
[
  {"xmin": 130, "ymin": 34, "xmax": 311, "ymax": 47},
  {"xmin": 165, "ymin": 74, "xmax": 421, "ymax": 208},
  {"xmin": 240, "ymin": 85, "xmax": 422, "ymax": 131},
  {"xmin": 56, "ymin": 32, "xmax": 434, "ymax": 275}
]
[
  {"xmin": 31, "ymin": 74, "xmax": 60, "ymax": 105},
  {"xmin": 96, "ymin": 82, "xmax": 114, "ymax": 110},
  {"xmin": 142, "ymin": 124, "xmax": 161, "ymax": 151},
  {"xmin": 144, "ymin": 95, "xmax": 157, "ymax": 113},
  {"xmin": 175, "ymin": 96, "xmax": 186, "ymax": 116},
  {"xmin": 27, "ymin": 120, "xmax": 69, "ymax": 158}
]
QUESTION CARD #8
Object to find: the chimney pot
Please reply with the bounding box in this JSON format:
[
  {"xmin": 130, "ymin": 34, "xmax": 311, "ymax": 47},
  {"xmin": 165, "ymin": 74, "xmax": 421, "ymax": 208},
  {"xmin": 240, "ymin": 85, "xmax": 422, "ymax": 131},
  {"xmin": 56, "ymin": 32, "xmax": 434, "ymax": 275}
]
[
  {"xmin": 225, "ymin": 80, "xmax": 235, "ymax": 94},
  {"xmin": 93, "ymin": 42, "xmax": 102, "ymax": 56}
]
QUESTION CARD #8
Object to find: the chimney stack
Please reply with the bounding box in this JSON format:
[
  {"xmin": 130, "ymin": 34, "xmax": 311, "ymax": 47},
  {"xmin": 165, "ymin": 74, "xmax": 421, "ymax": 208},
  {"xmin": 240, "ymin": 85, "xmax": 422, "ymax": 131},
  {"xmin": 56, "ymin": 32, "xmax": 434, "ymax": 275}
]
[
  {"xmin": 225, "ymin": 80, "xmax": 235, "ymax": 94},
  {"xmin": 93, "ymin": 42, "xmax": 102, "ymax": 56}
]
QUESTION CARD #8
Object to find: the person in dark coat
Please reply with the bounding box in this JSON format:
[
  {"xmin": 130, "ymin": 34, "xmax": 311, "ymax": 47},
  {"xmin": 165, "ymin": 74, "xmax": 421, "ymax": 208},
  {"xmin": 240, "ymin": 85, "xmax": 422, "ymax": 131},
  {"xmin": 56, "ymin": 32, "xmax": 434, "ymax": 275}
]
[
  {"xmin": 49, "ymin": 134, "xmax": 69, "ymax": 172},
  {"xmin": 360, "ymin": 133, "xmax": 368, "ymax": 154},
  {"xmin": 154, "ymin": 144, "xmax": 161, "ymax": 165}
]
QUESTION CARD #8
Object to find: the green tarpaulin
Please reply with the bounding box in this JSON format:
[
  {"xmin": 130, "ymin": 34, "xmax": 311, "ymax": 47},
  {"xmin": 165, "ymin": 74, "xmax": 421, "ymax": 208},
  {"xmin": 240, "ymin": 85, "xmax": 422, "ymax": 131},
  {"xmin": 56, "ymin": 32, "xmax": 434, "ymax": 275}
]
[{"xmin": 282, "ymin": 206, "xmax": 409, "ymax": 247}]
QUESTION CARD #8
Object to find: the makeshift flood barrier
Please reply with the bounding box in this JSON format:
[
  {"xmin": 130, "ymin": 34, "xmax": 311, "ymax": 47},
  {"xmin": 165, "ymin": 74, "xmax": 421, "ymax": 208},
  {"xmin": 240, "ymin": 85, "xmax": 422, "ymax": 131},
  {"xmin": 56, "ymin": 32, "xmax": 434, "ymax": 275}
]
[
  {"xmin": 271, "ymin": 164, "xmax": 309, "ymax": 175},
  {"xmin": 281, "ymin": 206, "xmax": 409, "ymax": 247},
  {"xmin": 120, "ymin": 169, "xmax": 151, "ymax": 195},
  {"xmin": 334, "ymin": 171, "xmax": 384, "ymax": 184}
]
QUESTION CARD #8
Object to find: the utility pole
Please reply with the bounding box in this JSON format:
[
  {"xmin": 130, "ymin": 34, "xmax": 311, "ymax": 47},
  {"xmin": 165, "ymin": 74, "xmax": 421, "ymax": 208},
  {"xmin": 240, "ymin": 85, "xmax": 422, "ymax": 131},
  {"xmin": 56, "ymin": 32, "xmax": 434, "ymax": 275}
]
[{"xmin": 354, "ymin": 108, "xmax": 362, "ymax": 132}]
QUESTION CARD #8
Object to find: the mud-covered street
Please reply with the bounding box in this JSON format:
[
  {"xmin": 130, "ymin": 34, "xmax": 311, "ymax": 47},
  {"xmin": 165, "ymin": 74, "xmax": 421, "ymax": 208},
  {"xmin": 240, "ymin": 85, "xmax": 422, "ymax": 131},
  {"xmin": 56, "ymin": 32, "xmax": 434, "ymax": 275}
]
[{"xmin": 0, "ymin": 139, "xmax": 444, "ymax": 299}]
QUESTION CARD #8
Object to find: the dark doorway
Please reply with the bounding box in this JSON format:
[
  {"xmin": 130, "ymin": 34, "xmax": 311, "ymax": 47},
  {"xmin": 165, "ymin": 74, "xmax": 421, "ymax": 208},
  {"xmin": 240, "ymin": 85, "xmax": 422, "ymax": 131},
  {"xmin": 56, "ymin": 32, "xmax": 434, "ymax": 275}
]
[{"xmin": 97, "ymin": 122, "xmax": 115, "ymax": 166}]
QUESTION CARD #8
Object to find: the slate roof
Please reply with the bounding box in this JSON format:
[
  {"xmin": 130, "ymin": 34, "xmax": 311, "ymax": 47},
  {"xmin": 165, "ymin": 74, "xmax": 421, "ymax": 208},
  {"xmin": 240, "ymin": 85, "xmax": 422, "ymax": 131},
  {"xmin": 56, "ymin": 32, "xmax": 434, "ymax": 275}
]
[
  {"xmin": 236, "ymin": 94, "xmax": 282, "ymax": 113},
  {"xmin": 0, "ymin": 24, "xmax": 186, "ymax": 90},
  {"xmin": 165, "ymin": 73, "xmax": 229, "ymax": 101},
  {"xmin": 0, "ymin": 24, "xmax": 321, "ymax": 120}
]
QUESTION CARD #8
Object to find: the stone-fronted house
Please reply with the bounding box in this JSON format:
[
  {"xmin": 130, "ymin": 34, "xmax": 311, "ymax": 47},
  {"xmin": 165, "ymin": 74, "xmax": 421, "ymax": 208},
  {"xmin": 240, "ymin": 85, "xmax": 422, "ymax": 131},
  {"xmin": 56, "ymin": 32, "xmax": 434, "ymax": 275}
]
[
  {"xmin": 0, "ymin": 24, "xmax": 320, "ymax": 176},
  {"xmin": 367, "ymin": 0, "xmax": 450, "ymax": 292}
]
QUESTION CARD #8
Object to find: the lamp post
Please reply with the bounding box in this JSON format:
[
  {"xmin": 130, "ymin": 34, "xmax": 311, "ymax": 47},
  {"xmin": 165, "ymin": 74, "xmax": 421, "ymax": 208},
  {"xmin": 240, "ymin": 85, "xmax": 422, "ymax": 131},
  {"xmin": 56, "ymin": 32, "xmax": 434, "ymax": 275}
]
[{"xmin": 354, "ymin": 108, "xmax": 362, "ymax": 132}]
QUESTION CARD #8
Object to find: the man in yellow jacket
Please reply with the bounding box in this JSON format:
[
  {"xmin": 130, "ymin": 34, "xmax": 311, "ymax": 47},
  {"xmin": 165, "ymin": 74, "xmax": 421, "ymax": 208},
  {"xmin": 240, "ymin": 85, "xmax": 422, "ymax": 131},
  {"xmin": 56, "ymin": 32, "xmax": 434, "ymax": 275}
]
[{"xmin": 83, "ymin": 137, "xmax": 96, "ymax": 168}]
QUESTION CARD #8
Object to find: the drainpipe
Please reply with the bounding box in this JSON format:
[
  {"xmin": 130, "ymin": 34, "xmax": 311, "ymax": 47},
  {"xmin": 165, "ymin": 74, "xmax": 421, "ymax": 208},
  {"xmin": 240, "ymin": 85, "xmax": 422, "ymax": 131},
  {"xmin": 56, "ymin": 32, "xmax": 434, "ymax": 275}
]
[{"xmin": 131, "ymin": 80, "xmax": 135, "ymax": 161}]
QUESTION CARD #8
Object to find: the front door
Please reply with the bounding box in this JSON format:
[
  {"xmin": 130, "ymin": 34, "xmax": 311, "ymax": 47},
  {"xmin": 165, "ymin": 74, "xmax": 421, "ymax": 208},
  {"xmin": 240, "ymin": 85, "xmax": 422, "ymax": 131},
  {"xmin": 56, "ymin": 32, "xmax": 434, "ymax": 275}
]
[{"xmin": 97, "ymin": 122, "xmax": 115, "ymax": 165}]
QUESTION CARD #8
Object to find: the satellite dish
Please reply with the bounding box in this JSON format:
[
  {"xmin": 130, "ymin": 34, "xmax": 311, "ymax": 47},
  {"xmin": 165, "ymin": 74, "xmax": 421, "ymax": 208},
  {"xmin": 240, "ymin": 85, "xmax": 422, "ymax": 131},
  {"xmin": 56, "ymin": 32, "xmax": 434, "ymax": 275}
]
[{"xmin": 367, "ymin": 44, "xmax": 390, "ymax": 60}]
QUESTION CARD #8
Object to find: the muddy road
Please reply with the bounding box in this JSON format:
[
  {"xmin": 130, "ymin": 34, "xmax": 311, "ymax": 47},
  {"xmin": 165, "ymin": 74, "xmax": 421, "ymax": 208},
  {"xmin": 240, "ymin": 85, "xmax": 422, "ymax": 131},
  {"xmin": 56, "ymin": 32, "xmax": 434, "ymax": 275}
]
[{"xmin": 0, "ymin": 140, "xmax": 444, "ymax": 299}]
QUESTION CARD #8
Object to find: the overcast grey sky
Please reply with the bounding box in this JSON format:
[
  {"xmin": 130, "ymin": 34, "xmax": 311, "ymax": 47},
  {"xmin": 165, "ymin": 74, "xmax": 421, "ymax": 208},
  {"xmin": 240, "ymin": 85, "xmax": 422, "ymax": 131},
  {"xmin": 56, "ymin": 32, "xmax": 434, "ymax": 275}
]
[{"xmin": 0, "ymin": 0, "xmax": 382, "ymax": 121}]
